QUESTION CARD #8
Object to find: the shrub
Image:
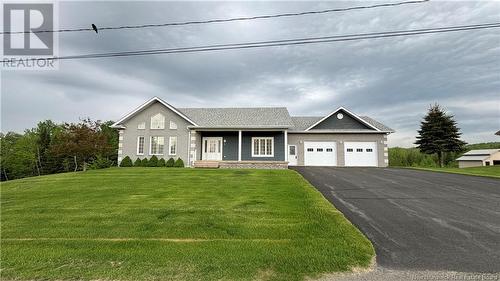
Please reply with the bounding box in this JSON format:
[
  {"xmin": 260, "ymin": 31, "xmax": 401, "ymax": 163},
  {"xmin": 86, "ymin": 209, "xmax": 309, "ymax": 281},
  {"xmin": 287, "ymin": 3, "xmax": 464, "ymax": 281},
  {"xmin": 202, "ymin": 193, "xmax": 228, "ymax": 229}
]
[
  {"xmin": 166, "ymin": 158, "xmax": 175, "ymax": 167},
  {"xmin": 134, "ymin": 158, "xmax": 142, "ymax": 167},
  {"xmin": 141, "ymin": 158, "xmax": 149, "ymax": 167},
  {"xmin": 174, "ymin": 158, "xmax": 184, "ymax": 168},
  {"xmin": 120, "ymin": 156, "xmax": 133, "ymax": 167},
  {"xmin": 149, "ymin": 155, "xmax": 159, "ymax": 167},
  {"xmin": 89, "ymin": 155, "xmax": 114, "ymax": 169},
  {"xmin": 158, "ymin": 158, "xmax": 166, "ymax": 167}
]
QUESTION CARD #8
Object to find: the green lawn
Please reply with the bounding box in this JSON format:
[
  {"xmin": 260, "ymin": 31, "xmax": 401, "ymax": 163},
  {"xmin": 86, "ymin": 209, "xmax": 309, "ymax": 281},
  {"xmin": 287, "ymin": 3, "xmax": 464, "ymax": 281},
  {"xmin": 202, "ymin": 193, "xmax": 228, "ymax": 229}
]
[
  {"xmin": 0, "ymin": 168, "xmax": 373, "ymax": 281},
  {"xmin": 409, "ymin": 166, "xmax": 500, "ymax": 179}
]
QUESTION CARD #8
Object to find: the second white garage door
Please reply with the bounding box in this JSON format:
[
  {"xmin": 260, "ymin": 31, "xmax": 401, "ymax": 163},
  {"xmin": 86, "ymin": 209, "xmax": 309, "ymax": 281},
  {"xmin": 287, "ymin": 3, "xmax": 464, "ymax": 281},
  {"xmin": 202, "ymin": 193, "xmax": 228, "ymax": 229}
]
[
  {"xmin": 304, "ymin": 142, "xmax": 337, "ymax": 166},
  {"xmin": 344, "ymin": 142, "xmax": 378, "ymax": 167}
]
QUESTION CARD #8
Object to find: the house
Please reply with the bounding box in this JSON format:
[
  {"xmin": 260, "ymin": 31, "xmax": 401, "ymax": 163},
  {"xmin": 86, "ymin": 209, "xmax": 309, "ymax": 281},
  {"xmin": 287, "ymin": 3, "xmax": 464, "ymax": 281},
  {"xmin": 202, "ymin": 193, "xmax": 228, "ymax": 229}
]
[
  {"xmin": 111, "ymin": 97, "xmax": 394, "ymax": 168},
  {"xmin": 456, "ymin": 149, "xmax": 500, "ymax": 168}
]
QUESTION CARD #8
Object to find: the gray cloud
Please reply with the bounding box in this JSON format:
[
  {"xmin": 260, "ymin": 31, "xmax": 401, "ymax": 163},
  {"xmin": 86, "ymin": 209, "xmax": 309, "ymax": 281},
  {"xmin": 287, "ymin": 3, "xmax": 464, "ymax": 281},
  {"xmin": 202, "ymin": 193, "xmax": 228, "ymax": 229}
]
[{"xmin": 1, "ymin": 1, "xmax": 499, "ymax": 147}]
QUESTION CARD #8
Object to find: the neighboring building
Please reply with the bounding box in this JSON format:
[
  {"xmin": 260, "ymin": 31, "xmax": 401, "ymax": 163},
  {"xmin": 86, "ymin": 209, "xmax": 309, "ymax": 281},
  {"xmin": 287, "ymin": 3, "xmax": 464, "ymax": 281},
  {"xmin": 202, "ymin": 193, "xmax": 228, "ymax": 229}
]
[
  {"xmin": 456, "ymin": 149, "xmax": 500, "ymax": 168},
  {"xmin": 111, "ymin": 97, "xmax": 394, "ymax": 168},
  {"xmin": 496, "ymin": 130, "xmax": 500, "ymax": 136}
]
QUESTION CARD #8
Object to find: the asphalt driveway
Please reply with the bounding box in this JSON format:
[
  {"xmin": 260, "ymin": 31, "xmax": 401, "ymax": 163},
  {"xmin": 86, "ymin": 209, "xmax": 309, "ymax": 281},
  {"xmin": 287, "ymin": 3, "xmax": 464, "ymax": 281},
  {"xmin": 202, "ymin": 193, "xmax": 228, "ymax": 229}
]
[{"xmin": 292, "ymin": 167, "xmax": 500, "ymax": 273}]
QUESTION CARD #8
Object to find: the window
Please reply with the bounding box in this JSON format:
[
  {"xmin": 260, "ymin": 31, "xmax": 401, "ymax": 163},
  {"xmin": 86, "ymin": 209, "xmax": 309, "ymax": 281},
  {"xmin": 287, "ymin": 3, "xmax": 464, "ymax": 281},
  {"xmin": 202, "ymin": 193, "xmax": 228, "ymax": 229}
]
[
  {"xmin": 150, "ymin": 136, "xmax": 164, "ymax": 155},
  {"xmin": 326, "ymin": 148, "xmax": 333, "ymax": 152},
  {"xmin": 252, "ymin": 137, "xmax": 273, "ymax": 157},
  {"xmin": 317, "ymin": 148, "xmax": 323, "ymax": 152},
  {"xmin": 485, "ymin": 161, "xmax": 490, "ymax": 166},
  {"xmin": 356, "ymin": 148, "xmax": 363, "ymax": 152},
  {"xmin": 366, "ymin": 148, "xmax": 373, "ymax": 152},
  {"xmin": 137, "ymin": 122, "xmax": 146, "ymax": 130},
  {"xmin": 169, "ymin": 136, "xmax": 177, "ymax": 155},
  {"xmin": 169, "ymin": 121, "xmax": 177, "ymax": 130},
  {"xmin": 347, "ymin": 148, "xmax": 353, "ymax": 152},
  {"xmin": 307, "ymin": 148, "xmax": 314, "ymax": 152},
  {"xmin": 150, "ymin": 113, "xmax": 165, "ymax": 129},
  {"xmin": 137, "ymin": 136, "xmax": 145, "ymax": 155}
]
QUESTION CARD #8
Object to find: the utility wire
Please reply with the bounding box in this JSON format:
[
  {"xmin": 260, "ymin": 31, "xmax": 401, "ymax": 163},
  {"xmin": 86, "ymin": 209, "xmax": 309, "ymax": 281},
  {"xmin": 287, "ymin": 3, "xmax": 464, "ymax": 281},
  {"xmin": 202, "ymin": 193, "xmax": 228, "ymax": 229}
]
[
  {"xmin": 33, "ymin": 22, "xmax": 499, "ymax": 61},
  {"xmin": 1, "ymin": 0, "xmax": 429, "ymax": 34}
]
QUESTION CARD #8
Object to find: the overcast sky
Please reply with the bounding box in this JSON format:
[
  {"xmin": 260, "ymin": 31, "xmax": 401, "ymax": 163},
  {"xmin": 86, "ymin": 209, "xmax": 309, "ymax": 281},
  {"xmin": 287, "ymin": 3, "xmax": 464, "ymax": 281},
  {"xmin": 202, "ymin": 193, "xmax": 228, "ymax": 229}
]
[{"xmin": 1, "ymin": 1, "xmax": 499, "ymax": 147}]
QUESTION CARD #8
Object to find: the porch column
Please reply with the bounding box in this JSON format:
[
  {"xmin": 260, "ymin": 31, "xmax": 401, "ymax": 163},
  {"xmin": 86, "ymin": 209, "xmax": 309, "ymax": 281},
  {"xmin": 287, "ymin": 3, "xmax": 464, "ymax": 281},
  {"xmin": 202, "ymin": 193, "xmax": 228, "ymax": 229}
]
[
  {"xmin": 238, "ymin": 130, "xmax": 242, "ymax": 161},
  {"xmin": 284, "ymin": 130, "xmax": 288, "ymax": 162}
]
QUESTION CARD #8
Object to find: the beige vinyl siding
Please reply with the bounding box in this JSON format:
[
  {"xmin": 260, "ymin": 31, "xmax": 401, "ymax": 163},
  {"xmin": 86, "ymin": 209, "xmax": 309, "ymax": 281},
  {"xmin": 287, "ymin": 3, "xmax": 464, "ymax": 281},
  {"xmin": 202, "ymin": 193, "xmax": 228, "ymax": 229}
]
[
  {"xmin": 287, "ymin": 133, "xmax": 388, "ymax": 167},
  {"xmin": 120, "ymin": 101, "xmax": 191, "ymax": 163}
]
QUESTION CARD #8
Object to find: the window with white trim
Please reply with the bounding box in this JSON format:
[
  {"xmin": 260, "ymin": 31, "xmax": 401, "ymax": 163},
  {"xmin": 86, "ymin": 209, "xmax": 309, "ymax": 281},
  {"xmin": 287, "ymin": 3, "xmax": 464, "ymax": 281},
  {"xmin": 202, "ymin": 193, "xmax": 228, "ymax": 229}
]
[
  {"xmin": 150, "ymin": 113, "xmax": 165, "ymax": 129},
  {"xmin": 169, "ymin": 121, "xmax": 177, "ymax": 130},
  {"xmin": 150, "ymin": 136, "xmax": 164, "ymax": 155},
  {"xmin": 137, "ymin": 122, "xmax": 146, "ymax": 130},
  {"xmin": 252, "ymin": 137, "xmax": 273, "ymax": 157},
  {"xmin": 137, "ymin": 136, "xmax": 145, "ymax": 155},
  {"xmin": 169, "ymin": 136, "xmax": 177, "ymax": 155}
]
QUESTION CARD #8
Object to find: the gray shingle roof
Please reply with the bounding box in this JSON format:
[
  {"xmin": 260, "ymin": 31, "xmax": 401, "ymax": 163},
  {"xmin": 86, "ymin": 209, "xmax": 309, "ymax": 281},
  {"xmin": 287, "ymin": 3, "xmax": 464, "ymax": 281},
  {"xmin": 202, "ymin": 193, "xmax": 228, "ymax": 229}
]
[
  {"xmin": 178, "ymin": 107, "xmax": 295, "ymax": 128},
  {"xmin": 289, "ymin": 116, "xmax": 393, "ymax": 132},
  {"xmin": 359, "ymin": 116, "xmax": 395, "ymax": 132},
  {"xmin": 290, "ymin": 117, "xmax": 322, "ymax": 131}
]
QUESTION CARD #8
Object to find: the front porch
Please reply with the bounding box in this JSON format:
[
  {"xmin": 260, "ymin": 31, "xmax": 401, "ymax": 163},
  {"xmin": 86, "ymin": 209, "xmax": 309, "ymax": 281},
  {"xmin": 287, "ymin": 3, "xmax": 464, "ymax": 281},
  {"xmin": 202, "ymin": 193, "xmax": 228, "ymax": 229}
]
[{"xmin": 188, "ymin": 129, "xmax": 289, "ymax": 169}]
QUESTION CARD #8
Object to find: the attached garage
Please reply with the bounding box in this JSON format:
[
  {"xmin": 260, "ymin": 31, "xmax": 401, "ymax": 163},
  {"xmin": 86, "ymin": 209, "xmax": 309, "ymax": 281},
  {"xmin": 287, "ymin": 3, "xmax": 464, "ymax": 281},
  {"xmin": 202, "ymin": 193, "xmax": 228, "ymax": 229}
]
[
  {"xmin": 304, "ymin": 141, "xmax": 337, "ymax": 166},
  {"xmin": 344, "ymin": 142, "xmax": 378, "ymax": 167}
]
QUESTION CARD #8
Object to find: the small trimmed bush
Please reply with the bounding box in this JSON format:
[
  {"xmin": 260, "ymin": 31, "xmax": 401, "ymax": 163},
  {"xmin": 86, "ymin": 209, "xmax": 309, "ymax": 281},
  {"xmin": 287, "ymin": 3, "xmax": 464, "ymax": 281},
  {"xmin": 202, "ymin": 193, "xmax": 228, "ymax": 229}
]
[
  {"xmin": 134, "ymin": 158, "xmax": 142, "ymax": 167},
  {"xmin": 174, "ymin": 158, "xmax": 184, "ymax": 168},
  {"xmin": 158, "ymin": 158, "xmax": 166, "ymax": 167},
  {"xmin": 120, "ymin": 156, "xmax": 133, "ymax": 167},
  {"xmin": 141, "ymin": 158, "xmax": 149, "ymax": 167},
  {"xmin": 89, "ymin": 155, "xmax": 114, "ymax": 169},
  {"xmin": 166, "ymin": 158, "xmax": 175, "ymax": 167},
  {"xmin": 149, "ymin": 155, "xmax": 159, "ymax": 167}
]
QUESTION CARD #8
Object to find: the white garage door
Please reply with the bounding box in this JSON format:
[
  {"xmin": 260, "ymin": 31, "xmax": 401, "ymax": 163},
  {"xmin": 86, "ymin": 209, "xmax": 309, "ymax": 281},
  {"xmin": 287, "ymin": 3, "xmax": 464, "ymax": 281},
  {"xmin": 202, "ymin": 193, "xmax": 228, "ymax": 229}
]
[
  {"xmin": 344, "ymin": 142, "xmax": 378, "ymax": 167},
  {"xmin": 304, "ymin": 142, "xmax": 337, "ymax": 166}
]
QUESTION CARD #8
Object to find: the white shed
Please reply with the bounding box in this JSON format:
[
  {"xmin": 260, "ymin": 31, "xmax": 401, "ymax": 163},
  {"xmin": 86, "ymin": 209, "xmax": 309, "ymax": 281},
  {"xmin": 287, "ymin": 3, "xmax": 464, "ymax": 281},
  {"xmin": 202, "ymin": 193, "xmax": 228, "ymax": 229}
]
[{"xmin": 456, "ymin": 149, "xmax": 500, "ymax": 168}]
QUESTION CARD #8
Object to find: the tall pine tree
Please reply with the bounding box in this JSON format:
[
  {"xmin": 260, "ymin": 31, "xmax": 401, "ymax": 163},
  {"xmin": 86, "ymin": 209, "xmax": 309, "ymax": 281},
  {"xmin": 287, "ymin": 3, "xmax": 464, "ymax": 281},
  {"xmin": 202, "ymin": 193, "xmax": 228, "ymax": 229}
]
[{"xmin": 415, "ymin": 104, "xmax": 466, "ymax": 167}]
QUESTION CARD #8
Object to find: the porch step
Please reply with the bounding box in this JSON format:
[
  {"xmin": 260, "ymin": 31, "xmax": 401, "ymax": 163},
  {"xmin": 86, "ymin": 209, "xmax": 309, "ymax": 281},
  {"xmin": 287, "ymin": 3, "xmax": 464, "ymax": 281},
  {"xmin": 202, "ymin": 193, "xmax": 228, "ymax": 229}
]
[{"xmin": 193, "ymin": 161, "xmax": 220, "ymax": 168}]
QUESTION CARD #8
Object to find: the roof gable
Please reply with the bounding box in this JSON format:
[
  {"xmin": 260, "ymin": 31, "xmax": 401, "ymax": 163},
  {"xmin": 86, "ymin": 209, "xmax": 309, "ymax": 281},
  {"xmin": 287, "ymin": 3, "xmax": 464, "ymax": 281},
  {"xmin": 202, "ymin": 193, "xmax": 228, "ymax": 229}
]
[
  {"xmin": 305, "ymin": 107, "xmax": 381, "ymax": 132},
  {"xmin": 111, "ymin": 97, "xmax": 198, "ymax": 128}
]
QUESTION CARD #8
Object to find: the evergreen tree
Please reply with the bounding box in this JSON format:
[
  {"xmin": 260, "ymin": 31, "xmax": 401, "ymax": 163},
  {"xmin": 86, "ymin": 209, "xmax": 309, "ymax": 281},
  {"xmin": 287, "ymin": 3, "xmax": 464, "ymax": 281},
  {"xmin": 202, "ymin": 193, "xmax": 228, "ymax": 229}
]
[
  {"xmin": 134, "ymin": 158, "xmax": 142, "ymax": 167},
  {"xmin": 158, "ymin": 158, "xmax": 166, "ymax": 167},
  {"xmin": 415, "ymin": 104, "xmax": 466, "ymax": 167},
  {"xmin": 166, "ymin": 158, "xmax": 175, "ymax": 167},
  {"xmin": 141, "ymin": 158, "xmax": 149, "ymax": 167},
  {"xmin": 149, "ymin": 155, "xmax": 159, "ymax": 167},
  {"xmin": 174, "ymin": 158, "xmax": 184, "ymax": 168},
  {"xmin": 120, "ymin": 156, "xmax": 133, "ymax": 167}
]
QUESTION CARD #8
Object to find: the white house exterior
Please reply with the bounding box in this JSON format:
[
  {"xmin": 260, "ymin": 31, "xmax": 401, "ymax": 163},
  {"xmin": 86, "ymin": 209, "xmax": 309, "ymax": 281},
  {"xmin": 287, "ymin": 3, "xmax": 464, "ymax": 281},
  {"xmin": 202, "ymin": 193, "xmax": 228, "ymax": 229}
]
[{"xmin": 111, "ymin": 97, "xmax": 394, "ymax": 168}]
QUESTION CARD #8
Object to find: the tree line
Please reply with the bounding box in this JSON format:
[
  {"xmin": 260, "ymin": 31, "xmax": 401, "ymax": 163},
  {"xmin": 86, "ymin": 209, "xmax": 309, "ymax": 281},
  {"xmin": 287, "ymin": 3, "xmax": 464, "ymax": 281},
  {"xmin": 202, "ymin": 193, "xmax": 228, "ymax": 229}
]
[{"xmin": 0, "ymin": 119, "xmax": 118, "ymax": 181}]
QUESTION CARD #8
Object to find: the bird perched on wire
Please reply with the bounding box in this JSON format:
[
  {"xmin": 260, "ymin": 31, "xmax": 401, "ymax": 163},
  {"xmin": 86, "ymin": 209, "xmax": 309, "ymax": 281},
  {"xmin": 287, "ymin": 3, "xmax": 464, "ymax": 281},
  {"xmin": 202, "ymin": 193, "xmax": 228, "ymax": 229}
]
[{"xmin": 91, "ymin": 24, "xmax": 98, "ymax": 34}]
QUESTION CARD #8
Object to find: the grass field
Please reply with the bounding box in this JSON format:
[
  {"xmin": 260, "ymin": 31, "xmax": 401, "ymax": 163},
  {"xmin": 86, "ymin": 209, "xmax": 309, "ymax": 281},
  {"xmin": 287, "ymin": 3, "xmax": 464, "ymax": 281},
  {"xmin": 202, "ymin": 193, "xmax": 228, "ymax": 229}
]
[
  {"xmin": 0, "ymin": 168, "xmax": 373, "ymax": 281},
  {"xmin": 410, "ymin": 166, "xmax": 500, "ymax": 179}
]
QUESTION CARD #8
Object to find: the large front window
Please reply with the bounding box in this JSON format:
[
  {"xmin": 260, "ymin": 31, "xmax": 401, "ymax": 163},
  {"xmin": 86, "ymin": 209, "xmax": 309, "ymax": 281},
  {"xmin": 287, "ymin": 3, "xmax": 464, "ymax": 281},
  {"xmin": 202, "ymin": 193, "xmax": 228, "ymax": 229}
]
[
  {"xmin": 252, "ymin": 137, "xmax": 273, "ymax": 157},
  {"xmin": 150, "ymin": 113, "xmax": 165, "ymax": 129},
  {"xmin": 150, "ymin": 136, "xmax": 164, "ymax": 155}
]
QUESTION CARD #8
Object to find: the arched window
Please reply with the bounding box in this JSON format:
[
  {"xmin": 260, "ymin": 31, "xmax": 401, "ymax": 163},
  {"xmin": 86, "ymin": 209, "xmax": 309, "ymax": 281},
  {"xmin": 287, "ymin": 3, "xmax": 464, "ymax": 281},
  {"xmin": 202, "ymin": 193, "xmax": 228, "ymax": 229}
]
[{"xmin": 150, "ymin": 113, "xmax": 165, "ymax": 129}]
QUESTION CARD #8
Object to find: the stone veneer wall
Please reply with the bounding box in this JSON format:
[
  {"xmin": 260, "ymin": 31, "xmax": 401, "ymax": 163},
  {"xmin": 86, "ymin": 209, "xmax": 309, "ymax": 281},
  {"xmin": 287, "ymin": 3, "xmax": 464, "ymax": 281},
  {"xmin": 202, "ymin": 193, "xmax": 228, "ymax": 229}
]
[
  {"xmin": 219, "ymin": 161, "xmax": 288, "ymax": 169},
  {"xmin": 117, "ymin": 129, "xmax": 124, "ymax": 164}
]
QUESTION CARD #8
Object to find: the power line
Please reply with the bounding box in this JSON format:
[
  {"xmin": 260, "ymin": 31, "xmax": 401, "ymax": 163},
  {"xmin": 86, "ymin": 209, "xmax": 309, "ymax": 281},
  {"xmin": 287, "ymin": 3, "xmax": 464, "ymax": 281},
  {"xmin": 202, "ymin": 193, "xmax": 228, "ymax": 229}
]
[
  {"xmin": 1, "ymin": 0, "xmax": 429, "ymax": 34},
  {"xmin": 32, "ymin": 22, "xmax": 499, "ymax": 61}
]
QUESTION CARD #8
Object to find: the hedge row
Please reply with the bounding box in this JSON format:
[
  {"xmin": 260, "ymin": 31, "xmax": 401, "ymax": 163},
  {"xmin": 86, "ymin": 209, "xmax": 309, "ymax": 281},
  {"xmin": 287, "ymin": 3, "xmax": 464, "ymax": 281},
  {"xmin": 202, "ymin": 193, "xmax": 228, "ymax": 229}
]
[{"xmin": 120, "ymin": 156, "xmax": 184, "ymax": 167}]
